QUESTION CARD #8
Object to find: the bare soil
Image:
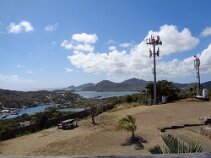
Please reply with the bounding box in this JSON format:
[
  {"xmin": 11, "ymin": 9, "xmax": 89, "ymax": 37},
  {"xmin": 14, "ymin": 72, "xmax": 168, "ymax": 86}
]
[{"xmin": 0, "ymin": 99, "xmax": 211, "ymax": 156}]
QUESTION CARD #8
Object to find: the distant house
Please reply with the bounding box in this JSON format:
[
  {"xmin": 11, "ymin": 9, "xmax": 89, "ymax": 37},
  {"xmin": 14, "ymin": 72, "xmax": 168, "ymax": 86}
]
[
  {"xmin": 1, "ymin": 109, "xmax": 10, "ymax": 113},
  {"xmin": 19, "ymin": 121, "xmax": 31, "ymax": 127}
]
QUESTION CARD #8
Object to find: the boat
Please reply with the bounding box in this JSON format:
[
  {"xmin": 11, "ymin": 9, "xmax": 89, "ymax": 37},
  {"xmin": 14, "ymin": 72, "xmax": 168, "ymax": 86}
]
[
  {"xmin": 94, "ymin": 96, "xmax": 102, "ymax": 99},
  {"xmin": 2, "ymin": 114, "xmax": 7, "ymax": 118}
]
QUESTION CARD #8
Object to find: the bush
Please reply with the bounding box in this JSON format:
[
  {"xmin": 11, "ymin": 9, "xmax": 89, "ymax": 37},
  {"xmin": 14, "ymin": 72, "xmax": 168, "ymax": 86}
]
[
  {"xmin": 146, "ymin": 80, "xmax": 180, "ymax": 102},
  {"xmin": 126, "ymin": 95, "xmax": 133, "ymax": 103},
  {"xmin": 149, "ymin": 134, "xmax": 203, "ymax": 154},
  {"xmin": 33, "ymin": 113, "xmax": 48, "ymax": 129}
]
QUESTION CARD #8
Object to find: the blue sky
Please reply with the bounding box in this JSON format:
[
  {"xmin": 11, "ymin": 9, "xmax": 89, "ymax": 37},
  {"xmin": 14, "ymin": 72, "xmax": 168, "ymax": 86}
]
[{"xmin": 0, "ymin": 0, "xmax": 211, "ymax": 90}]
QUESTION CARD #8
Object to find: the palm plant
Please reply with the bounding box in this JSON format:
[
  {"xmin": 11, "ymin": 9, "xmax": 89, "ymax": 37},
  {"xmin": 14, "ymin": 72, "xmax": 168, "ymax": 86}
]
[
  {"xmin": 117, "ymin": 115, "xmax": 137, "ymax": 139},
  {"xmin": 149, "ymin": 134, "xmax": 203, "ymax": 154}
]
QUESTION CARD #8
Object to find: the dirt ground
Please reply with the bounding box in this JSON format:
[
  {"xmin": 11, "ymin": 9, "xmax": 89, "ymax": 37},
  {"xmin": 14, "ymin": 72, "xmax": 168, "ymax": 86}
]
[{"xmin": 0, "ymin": 99, "xmax": 211, "ymax": 156}]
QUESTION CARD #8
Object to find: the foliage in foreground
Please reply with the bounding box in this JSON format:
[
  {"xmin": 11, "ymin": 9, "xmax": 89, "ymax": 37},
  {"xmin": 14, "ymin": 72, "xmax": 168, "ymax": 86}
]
[
  {"xmin": 116, "ymin": 115, "xmax": 137, "ymax": 139},
  {"xmin": 149, "ymin": 134, "xmax": 203, "ymax": 154}
]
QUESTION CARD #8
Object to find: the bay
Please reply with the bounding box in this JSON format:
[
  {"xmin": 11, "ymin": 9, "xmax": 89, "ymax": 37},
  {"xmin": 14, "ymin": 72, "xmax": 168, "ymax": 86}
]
[
  {"xmin": 0, "ymin": 91, "xmax": 138, "ymax": 120},
  {"xmin": 0, "ymin": 104, "xmax": 85, "ymax": 120},
  {"xmin": 74, "ymin": 91, "xmax": 138, "ymax": 99}
]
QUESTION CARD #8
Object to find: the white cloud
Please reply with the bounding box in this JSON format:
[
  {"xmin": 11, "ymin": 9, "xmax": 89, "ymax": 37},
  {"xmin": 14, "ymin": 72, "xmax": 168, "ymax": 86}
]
[
  {"xmin": 7, "ymin": 21, "xmax": 34, "ymax": 33},
  {"xmin": 199, "ymin": 43, "xmax": 211, "ymax": 72},
  {"xmin": 73, "ymin": 44, "xmax": 94, "ymax": 52},
  {"xmin": 69, "ymin": 43, "xmax": 211, "ymax": 81},
  {"xmin": 44, "ymin": 23, "xmax": 58, "ymax": 32},
  {"xmin": 146, "ymin": 25, "xmax": 199, "ymax": 56},
  {"xmin": 108, "ymin": 46, "xmax": 116, "ymax": 51},
  {"xmin": 0, "ymin": 74, "xmax": 34, "ymax": 83},
  {"xmin": 200, "ymin": 27, "xmax": 211, "ymax": 37},
  {"xmin": 72, "ymin": 33, "xmax": 98, "ymax": 44},
  {"xmin": 61, "ymin": 40, "xmax": 94, "ymax": 52},
  {"xmin": 65, "ymin": 25, "xmax": 202, "ymax": 81},
  {"xmin": 119, "ymin": 43, "xmax": 131, "ymax": 48},
  {"xmin": 61, "ymin": 33, "xmax": 97, "ymax": 52},
  {"xmin": 64, "ymin": 67, "xmax": 73, "ymax": 73},
  {"xmin": 107, "ymin": 39, "xmax": 116, "ymax": 45},
  {"xmin": 61, "ymin": 40, "xmax": 73, "ymax": 49},
  {"xmin": 68, "ymin": 50, "xmax": 130, "ymax": 75}
]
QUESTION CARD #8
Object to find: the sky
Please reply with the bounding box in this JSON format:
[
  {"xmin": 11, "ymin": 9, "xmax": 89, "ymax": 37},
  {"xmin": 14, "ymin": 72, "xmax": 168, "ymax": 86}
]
[{"xmin": 0, "ymin": 0, "xmax": 211, "ymax": 90}]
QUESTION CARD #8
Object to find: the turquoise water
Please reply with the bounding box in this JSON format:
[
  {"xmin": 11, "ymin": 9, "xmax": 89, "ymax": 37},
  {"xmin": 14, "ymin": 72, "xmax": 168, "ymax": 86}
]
[
  {"xmin": 74, "ymin": 91, "xmax": 138, "ymax": 99},
  {"xmin": 0, "ymin": 104, "xmax": 85, "ymax": 120}
]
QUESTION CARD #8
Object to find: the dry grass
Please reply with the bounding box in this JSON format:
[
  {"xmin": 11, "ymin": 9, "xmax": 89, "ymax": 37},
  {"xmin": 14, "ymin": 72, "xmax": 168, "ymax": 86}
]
[{"xmin": 0, "ymin": 99, "xmax": 211, "ymax": 156}]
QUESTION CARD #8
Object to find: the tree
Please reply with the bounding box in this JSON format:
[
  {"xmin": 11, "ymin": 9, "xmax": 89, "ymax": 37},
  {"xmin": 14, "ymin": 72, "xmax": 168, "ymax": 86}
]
[
  {"xmin": 117, "ymin": 115, "xmax": 137, "ymax": 139},
  {"xmin": 145, "ymin": 82, "xmax": 154, "ymax": 98},
  {"xmin": 208, "ymin": 89, "xmax": 211, "ymax": 98},
  {"xmin": 149, "ymin": 134, "xmax": 203, "ymax": 154},
  {"xmin": 146, "ymin": 80, "xmax": 179, "ymax": 102},
  {"xmin": 85, "ymin": 99, "xmax": 102, "ymax": 125},
  {"xmin": 126, "ymin": 95, "xmax": 133, "ymax": 103},
  {"xmin": 33, "ymin": 113, "xmax": 48, "ymax": 129}
]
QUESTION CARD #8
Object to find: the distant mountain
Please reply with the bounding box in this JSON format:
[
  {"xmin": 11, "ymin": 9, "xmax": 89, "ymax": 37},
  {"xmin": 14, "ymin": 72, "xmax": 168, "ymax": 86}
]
[
  {"xmin": 202, "ymin": 81, "xmax": 211, "ymax": 89},
  {"xmin": 173, "ymin": 83, "xmax": 189, "ymax": 89},
  {"xmin": 53, "ymin": 85, "xmax": 76, "ymax": 92},
  {"xmin": 174, "ymin": 81, "xmax": 211, "ymax": 90},
  {"xmin": 60, "ymin": 79, "xmax": 211, "ymax": 92},
  {"xmin": 83, "ymin": 78, "xmax": 147, "ymax": 92},
  {"xmin": 120, "ymin": 78, "xmax": 147, "ymax": 90},
  {"xmin": 75, "ymin": 83, "xmax": 95, "ymax": 91},
  {"xmin": 83, "ymin": 80, "xmax": 119, "ymax": 91},
  {"xmin": 65, "ymin": 85, "xmax": 76, "ymax": 91}
]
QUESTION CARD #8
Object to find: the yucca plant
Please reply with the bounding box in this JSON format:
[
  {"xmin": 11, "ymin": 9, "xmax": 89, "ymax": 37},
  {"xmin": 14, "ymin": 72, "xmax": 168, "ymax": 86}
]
[
  {"xmin": 117, "ymin": 115, "xmax": 137, "ymax": 139},
  {"xmin": 149, "ymin": 134, "xmax": 203, "ymax": 154}
]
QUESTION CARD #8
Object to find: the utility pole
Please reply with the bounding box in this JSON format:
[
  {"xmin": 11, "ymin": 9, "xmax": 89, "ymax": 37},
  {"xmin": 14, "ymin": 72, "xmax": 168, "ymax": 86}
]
[
  {"xmin": 194, "ymin": 55, "xmax": 201, "ymax": 96},
  {"xmin": 146, "ymin": 35, "xmax": 162, "ymax": 105}
]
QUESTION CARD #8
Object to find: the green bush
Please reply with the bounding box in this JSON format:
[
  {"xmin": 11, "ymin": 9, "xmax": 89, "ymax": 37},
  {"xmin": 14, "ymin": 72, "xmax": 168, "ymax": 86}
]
[
  {"xmin": 146, "ymin": 80, "xmax": 180, "ymax": 102},
  {"xmin": 149, "ymin": 134, "xmax": 203, "ymax": 154},
  {"xmin": 33, "ymin": 113, "xmax": 48, "ymax": 130},
  {"xmin": 126, "ymin": 95, "xmax": 133, "ymax": 103}
]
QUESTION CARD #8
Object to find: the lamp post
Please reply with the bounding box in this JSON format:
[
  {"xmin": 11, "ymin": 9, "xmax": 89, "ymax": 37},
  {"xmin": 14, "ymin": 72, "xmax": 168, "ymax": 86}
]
[
  {"xmin": 194, "ymin": 55, "xmax": 200, "ymax": 96},
  {"xmin": 146, "ymin": 35, "xmax": 162, "ymax": 105}
]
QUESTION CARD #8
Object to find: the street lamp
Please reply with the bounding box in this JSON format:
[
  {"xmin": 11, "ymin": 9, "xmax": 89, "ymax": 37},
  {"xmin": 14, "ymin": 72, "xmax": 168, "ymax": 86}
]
[{"xmin": 146, "ymin": 35, "xmax": 162, "ymax": 105}]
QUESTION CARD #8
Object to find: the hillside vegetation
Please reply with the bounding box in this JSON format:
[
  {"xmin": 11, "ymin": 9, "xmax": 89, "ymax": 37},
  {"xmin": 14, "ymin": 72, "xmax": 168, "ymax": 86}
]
[{"xmin": 0, "ymin": 89, "xmax": 82, "ymax": 108}]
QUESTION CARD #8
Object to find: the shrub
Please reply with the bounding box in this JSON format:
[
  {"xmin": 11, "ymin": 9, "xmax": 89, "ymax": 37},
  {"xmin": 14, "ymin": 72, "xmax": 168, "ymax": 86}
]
[{"xmin": 149, "ymin": 134, "xmax": 203, "ymax": 154}]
